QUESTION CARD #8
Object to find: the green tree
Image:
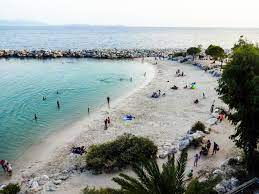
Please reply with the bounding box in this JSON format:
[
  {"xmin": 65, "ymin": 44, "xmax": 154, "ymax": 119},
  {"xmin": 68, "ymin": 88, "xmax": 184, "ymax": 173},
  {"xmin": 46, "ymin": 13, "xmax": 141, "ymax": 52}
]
[
  {"xmin": 187, "ymin": 47, "xmax": 201, "ymax": 61},
  {"xmin": 0, "ymin": 183, "xmax": 20, "ymax": 194},
  {"xmin": 217, "ymin": 40, "xmax": 259, "ymax": 176},
  {"xmin": 112, "ymin": 150, "xmax": 188, "ymax": 194},
  {"xmin": 205, "ymin": 45, "xmax": 225, "ymax": 63}
]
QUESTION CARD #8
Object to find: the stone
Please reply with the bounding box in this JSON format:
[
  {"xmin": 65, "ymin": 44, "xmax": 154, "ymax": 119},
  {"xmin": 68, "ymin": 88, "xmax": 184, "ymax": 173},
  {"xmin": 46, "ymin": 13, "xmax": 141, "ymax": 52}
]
[
  {"xmin": 215, "ymin": 183, "xmax": 227, "ymax": 193},
  {"xmin": 213, "ymin": 169, "xmax": 225, "ymax": 177}
]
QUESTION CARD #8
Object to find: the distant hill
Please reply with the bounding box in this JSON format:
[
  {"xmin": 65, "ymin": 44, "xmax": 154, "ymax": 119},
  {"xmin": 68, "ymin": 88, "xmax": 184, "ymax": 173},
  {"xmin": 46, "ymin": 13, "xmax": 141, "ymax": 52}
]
[{"xmin": 0, "ymin": 20, "xmax": 47, "ymax": 26}]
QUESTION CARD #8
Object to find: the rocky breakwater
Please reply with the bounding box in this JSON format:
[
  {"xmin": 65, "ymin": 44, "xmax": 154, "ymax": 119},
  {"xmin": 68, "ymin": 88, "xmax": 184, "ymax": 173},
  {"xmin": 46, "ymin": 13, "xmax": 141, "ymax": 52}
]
[{"xmin": 0, "ymin": 48, "xmax": 176, "ymax": 59}]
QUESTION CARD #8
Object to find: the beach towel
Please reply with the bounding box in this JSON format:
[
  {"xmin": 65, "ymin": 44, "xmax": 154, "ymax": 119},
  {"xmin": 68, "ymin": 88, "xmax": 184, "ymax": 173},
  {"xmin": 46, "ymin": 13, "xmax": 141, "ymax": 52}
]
[{"xmin": 123, "ymin": 115, "xmax": 135, "ymax": 121}]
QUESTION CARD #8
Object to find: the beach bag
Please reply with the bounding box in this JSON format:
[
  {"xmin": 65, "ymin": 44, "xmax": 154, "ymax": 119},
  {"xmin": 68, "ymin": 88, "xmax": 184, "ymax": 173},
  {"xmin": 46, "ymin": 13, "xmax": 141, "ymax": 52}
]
[{"xmin": 217, "ymin": 146, "xmax": 220, "ymax": 151}]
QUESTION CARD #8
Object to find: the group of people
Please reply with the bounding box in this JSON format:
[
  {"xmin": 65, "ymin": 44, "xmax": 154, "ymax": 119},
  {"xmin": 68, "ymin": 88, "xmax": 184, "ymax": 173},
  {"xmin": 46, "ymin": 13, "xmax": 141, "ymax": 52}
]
[
  {"xmin": 176, "ymin": 69, "xmax": 185, "ymax": 77},
  {"xmin": 34, "ymin": 92, "xmax": 61, "ymax": 121},
  {"xmin": 104, "ymin": 117, "xmax": 111, "ymax": 130},
  {"xmin": 0, "ymin": 160, "xmax": 12, "ymax": 176},
  {"xmin": 194, "ymin": 140, "xmax": 220, "ymax": 167},
  {"xmin": 151, "ymin": 90, "xmax": 166, "ymax": 98}
]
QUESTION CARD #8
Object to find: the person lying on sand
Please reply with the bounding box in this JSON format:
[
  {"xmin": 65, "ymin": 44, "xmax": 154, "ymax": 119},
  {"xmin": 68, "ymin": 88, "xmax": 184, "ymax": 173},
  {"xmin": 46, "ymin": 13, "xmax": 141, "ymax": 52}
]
[
  {"xmin": 171, "ymin": 85, "xmax": 178, "ymax": 90},
  {"xmin": 72, "ymin": 146, "xmax": 86, "ymax": 155},
  {"xmin": 194, "ymin": 99, "xmax": 199, "ymax": 104}
]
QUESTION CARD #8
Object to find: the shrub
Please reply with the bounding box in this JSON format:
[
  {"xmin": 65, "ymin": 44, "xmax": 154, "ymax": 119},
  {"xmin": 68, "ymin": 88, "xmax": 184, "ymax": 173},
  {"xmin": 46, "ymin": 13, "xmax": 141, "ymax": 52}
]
[
  {"xmin": 85, "ymin": 134, "xmax": 158, "ymax": 173},
  {"xmin": 190, "ymin": 137, "xmax": 203, "ymax": 148},
  {"xmin": 173, "ymin": 51, "xmax": 186, "ymax": 57},
  {"xmin": 191, "ymin": 121, "xmax": 206, "ymax": 133},
  {"xmin": 0, "ymin": 183, "xmax": 20, "ymax": 194},
  {"xmin": 83, "ymin": 187, "xmax": 122, "ymax": 194},
  {"xmin": 185, "ymin": 177, "xmax": 221, "ymax": 194}
]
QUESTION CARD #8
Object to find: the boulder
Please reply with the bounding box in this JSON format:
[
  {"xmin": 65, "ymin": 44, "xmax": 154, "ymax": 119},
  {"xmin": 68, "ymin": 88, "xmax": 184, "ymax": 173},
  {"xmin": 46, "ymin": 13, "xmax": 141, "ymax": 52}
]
[{"xmin": 53, "ymin": 179, "xmax": 62, "ymax": 185}]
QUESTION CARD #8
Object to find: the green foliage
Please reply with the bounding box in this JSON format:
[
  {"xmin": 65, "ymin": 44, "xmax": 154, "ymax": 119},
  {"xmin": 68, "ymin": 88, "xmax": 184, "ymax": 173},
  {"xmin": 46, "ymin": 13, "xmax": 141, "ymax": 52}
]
[
  {"xmin": 187, "ymin": 47, "xmax": 201, "ymax": 60},
  {"xmin": 83, "ymin": 187, "xmax": 123, "ymax": 194},
  {"xmin": 190, "ymin": 137, "xmax": 203, "ymax": 148},
  {"xmin": 0, "ymin": 183, "xmax": 20, "ymax": 194},
  {"xmin": 185, "ymin": 177, "xmax": 221, "ymax": 194},
  {"xmin": 112, "ymin": 150, "xmax": 188, "ymax": 194},
  {"xmin": 217, "ymin": 40, "xmax": 259, "ymax": 176},
  {"xmin": 173, "ymin": 51, "xmax": 186, "ymax": 57},
  {"xmin": 191, "ymin": 121, "xmax": 206, "ymax": 133},
  {"xmin": 85, "ymin": 134, "xmax": 158, "ymax": 173},
  {"xmin": 205, "ymin": 45, "xmax": 225, "ymax": 61}
]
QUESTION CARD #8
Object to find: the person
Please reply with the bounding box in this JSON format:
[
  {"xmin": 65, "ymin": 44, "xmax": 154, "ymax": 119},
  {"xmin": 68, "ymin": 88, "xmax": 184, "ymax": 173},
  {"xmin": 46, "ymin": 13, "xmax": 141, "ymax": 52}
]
[
  {"xmin": 104, "ymin": 119, "xmax": 108, "ymax": 130},
  {"xmin": 57, "ymin": 100, "xmax": 60, "ymax": 109},
  {"xmin": 194, "ymin": 153, "xmax": 199, "ymax": 167},
  {"xmin": 184, "ymin": 85, "xmax": 188, "ymax": 89},
  {"xmin": 212, "ymin": 142, "xmax": 219, "ymax": 155},
  {"xmin": 207, "ymin": 140, "xmax": 211, "ymax": 151},
  {"xmin": 181, "ymin": 72, "xmax": 184, "ymax": 76},
  {"xmin": 42, "ymin": 96, "xmax": 46, "ymax": 101},
  {"xmin": 144, "ymin": 72, "xmax": 146, "ymax": 77},
  {"xmin": 203, "ymin": 92, "xmax": 206, "ymax": 99},
  {"xmin": 56, "ymin": 91, "xmax": 59, "ymax": 94},
  {"xmin": 107, "ymin": 97, "xmax": 110, "ymax": 108},
  {"xmin": 194, "ymin": 99, "xmax": 199, "ymax": 104},
  {"xmin": 187, "ymin": 169, "xmax": 193, "ymax": 178},
  {"xmin": 88, "ymin": 107, "xmax": 90, "ymax": 115},
  {"xmin": 34, "ymin": 113, "xmax": 37, "ymax": 121},
  {"xmin": 130, "ymin": 77, "xmax": 133, "ymax": 82},
  {"xmin": 107, "ymin": 117, "xmax": 111, "ymax": 124},
  {"xmin": 0, "ymin": 160, "xmax": 12, "ymax": 175},
  {"xmin": 162, "ymin": 93, "xmax": 166, "ymax": 97},
  {"xmin": 210, "ymin": 100, "xmax": 215, "ymax": 113},
  {"xmin": 158, "ymin": 90, "xmax": 161, "ymax": 96},
  {"xmin": 200, "ymin": 146, "xmax": 208, "ymax": 156}
]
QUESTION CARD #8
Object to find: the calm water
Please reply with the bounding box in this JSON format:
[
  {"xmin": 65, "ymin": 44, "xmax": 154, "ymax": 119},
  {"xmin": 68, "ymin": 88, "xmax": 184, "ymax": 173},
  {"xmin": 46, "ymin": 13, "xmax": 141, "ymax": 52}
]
[
  {"xmin": 0, "ymin": 26, "xmax": 258, "ymax": 49},
  {"xmin": 0, "ymin": 58, "xmax": 152, "ymax": 161}
]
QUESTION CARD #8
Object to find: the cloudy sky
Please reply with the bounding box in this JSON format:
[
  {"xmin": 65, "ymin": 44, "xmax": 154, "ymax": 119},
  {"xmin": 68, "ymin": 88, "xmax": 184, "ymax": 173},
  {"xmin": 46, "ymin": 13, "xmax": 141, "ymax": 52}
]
[{"xmin": 1, "ymin": 0, "xmax": 259, "ymax": 27}]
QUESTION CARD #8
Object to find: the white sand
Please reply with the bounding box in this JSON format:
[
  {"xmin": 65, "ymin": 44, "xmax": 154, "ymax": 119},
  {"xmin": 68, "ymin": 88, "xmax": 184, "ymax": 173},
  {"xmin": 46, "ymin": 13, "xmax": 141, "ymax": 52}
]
[{"xmin": 3, "ymin": 58, "xmax": 238, "ymax": 193}]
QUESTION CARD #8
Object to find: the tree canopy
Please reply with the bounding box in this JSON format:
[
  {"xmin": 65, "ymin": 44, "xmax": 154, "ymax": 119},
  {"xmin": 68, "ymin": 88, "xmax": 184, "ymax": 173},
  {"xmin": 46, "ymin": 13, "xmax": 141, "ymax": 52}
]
[
  {"xmin": 205, "ymin": 45, "xmax": 225, "ymax": 61},
  {"xmin": 187, "ymin": 47, "xmax": 201, "ymax": 56},
  {"xmin": 217, "ymin": 39, "xmax": 259, "ymax": 176}
]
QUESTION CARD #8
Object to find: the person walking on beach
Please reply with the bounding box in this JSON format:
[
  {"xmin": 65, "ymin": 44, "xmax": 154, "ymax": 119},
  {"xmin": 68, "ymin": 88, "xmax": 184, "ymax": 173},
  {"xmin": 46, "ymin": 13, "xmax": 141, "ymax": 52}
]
[
  {"xmin": 212, "ymin": 142, "xmax": 219, "ymax": 155},
  {"xmin": 207, "ymin": 140, "xmax": 211, "ymax": 151},
  {"xmin": 210, "ymin": 100, "xmax": 215, "ymax": 113},
  {"xmin": 104, "ymin": 119, "xmax": 108, "ymax": 130},
  {"xmin": 57, "ymin": 100, "xmax": 60, "ymax": 109},
  {"xmin": 203, "ymin": 92, "xmax": 206, "ymax": 99},
  {"xmin": 194, "ymin": 153, "xmax": 199, "ymax": 167},
  {"xmin": 107, "ymin": 96, "xmax": 110, "ymax": 108},
  {"xmin": 107, "ymin": 117, "xmax": 111, "ymax": 124}
]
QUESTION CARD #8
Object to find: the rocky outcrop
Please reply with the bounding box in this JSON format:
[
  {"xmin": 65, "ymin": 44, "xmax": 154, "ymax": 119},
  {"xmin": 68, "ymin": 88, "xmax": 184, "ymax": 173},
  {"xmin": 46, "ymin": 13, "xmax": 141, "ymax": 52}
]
[{"xmin": 0, "ymin": 48, "xmax": 178, "ymax": 59}]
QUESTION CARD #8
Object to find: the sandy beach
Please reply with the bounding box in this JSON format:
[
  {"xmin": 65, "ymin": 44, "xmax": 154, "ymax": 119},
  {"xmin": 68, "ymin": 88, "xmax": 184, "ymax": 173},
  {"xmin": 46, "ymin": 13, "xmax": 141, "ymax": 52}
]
[{"xmin": 4, "ymin": 58, "xmax": 238, "ymax": 193}]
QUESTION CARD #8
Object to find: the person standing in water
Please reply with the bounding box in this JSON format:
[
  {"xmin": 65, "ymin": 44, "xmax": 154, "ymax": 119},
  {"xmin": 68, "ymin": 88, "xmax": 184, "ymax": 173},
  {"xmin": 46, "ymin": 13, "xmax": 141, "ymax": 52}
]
[
  {"xmin": 130, "ymin": 77, "xmax": 133, "ymax": 82},
  {"xmin": 107, "ymin": 97, "xmax": 110, "ymax": 108},
  {"xmin": 88, "ymin": 107, "xmax": 90, "ymax": 115},
  {"xmin": 34, "ymin": 114, "xmax": 37, "ymax": 121},
  {"xmin": 57, "ymin": 100, "xmax": 60, "ymax": 109}
]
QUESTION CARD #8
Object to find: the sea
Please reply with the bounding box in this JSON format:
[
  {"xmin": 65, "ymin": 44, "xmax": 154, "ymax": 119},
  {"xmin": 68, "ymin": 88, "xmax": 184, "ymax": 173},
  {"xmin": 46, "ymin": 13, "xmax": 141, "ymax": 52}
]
[{"xmin": 0, "ymin": 26, "xmax": 258, "ymax": 162}]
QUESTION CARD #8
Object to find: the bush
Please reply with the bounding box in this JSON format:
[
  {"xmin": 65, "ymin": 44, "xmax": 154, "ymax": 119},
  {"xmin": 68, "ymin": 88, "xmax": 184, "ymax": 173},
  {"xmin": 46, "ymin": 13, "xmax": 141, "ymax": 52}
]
[
  {"xmin": 0, "ymin": 183, "xmax": 20, "ymax": 194},
  {"xmin": 83, "ymin": 187, "xmax": 122, "ymax": 194},
  {"xmin": 85, "ymin": 134, "xmax": 158, "ymax": 173},
  {"xmin": 185, "ymin": 177, "xmax": 221, "ymax": 194},
  {"xmin": 191, "ymin": 121, "xmax": 206, "ymax": 133},
  {"xmin": 190, "ymin": 137, "xmax": 203, "ymax": 148},
  {"xmin": 173, "ymin": 51, "xmax": 186, "ymax": 57}
]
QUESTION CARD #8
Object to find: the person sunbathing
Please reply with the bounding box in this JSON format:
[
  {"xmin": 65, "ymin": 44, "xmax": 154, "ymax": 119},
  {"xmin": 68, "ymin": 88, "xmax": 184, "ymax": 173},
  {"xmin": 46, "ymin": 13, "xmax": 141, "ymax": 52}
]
[
  {"xmin": 72, "ymin": 146, "xmax": 86, "ymax": 155},
  {"xmin": 194, "ymin": 99, "xmax": 199, "ymax": 104},
  {"xmin": 0, "ymin": 160, "xmax": 12, "ymax": 175},
  {"xmin": 171, "ymin": 85, "xmax": 178, "ymax": 90}
]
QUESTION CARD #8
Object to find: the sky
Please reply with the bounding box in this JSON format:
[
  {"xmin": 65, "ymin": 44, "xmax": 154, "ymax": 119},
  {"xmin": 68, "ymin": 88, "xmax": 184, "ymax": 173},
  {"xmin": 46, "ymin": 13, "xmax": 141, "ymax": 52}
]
[{"xmin": 0, "ymin": 0, "xmax": 259, "ymax": 27}]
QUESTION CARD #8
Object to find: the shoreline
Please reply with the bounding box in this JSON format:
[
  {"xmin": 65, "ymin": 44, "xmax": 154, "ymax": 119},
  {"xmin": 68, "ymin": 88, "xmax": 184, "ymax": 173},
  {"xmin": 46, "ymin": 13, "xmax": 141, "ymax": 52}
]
[
  {"xmin": 2, "ymin": 58, "xmax": 237, "ymax": 193},
  {"xmin": 1, "ymin": 59, "xmax": 156, "ymax": 182}
]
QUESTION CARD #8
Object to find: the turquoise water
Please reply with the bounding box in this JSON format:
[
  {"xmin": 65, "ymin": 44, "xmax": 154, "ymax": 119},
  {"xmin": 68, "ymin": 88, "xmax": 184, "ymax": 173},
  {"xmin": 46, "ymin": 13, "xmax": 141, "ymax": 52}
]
[{"xmin": 0, "ymin": 58, "xmax": 152, "ymax": 161}]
